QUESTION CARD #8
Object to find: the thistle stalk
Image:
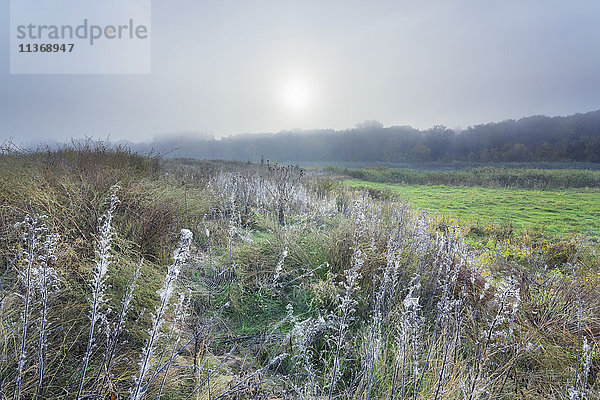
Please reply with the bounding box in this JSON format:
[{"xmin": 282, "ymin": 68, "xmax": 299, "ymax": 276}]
[
  {"xmin": 130, "ymin": 229, "xmax": 193, "ymax": 400},
  {"xmin": 76, "ymin": 184, "xmax": 120, "ymax": 400}
]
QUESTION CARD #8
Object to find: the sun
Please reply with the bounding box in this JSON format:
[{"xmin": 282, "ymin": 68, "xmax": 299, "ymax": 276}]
[{"xmin": 281, "ymin": 77, "xmax": 312, "ymax": 112}]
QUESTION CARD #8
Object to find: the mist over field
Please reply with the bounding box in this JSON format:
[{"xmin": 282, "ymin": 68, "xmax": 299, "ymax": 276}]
[
  {"xmin": 3, "ymin": 1, "xmax": 600, "ymax": 143},
  {"xmin": 124, "ymin": 110, "xmax": 600, "ymax": 164}
]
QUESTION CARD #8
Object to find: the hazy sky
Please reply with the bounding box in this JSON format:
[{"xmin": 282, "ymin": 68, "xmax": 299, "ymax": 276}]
[{"xmin": 2, "ymin": 0, "xmax": 600, "ymax": 143}]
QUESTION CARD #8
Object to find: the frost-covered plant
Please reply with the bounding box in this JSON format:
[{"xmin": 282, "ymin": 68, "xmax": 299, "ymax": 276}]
[
  {"xmin": 202, "ymin": 215, "xmax": 212, "ymax": 269},
  {"xmin": 95, "ymin": 259, "xmax": 142, "ymax": 394},
  {"xmin": 573, "ymin": 262, "xmax": 584, "ymax": 396},
  {"xmin": 411, "ymin": 214, "xmax": 433, "ymax": 259},
  {"xmin": 226, "ymin": 194, "xmax": 241, "ymax": 274},
  {"xmin": 432, "ymin": 256, "xmax": 463, "ymax": 400},
  {"xmin": 156, "ymin": 291, "xmax": 190, "ymax": 400},
  {"xmin": 33, "ymin": 230, "xmax": 59, "ymax": 400},
  {"xmin": 581, "ymin": 337, "xmax": 592, "ymax": 398},
  {"xmin": 416, "ymin": 244, "xmax": 461, "ymax": 398},
  {"xmin": 327, "ymin": 248, "xmax": 363, "ymax": 400},
  {"xmin": 13, "ymin": 215, "xmax": 41, "ymax": 400},
  {"xmin": 288, "ymin": 304, "xmax": 327, "ymax": 400},
  {"xmin": 266, "ymin": 163, "xmax": 305, "ymax": 225},
  {"xmin": 433, "ymin": 303, "xmax": 462, "ymax": 400},
  {"xmin": 130, "ymin": 228, "xmax": 193, "ymax": 400},
  {"xmin": 392, "ymin": 272, "xmax": 424, "ymax": 400},
  {"xmin": 13, "ymin": 215, "xmax": 58, "ymax": 400},
  {"xmin": 364, "ymin": 214, "xmax": 383, "ymax": 400},
  {"xmin": 568, "ymin": 257, "xmax": 592, "ymax": 400},
  {"xmin": 76, "ymin": 183, "xmax": 120, "ymax": 400},
  {"xmin": 465, "ymin": 276, "xmax": 520, "ymax": 400},
  {"xmin": 273, "ymin": 233, "xmax": 289, "ymax": 285},
  {"xmin": 272, "ymin": 247, "xmax": 288, "ymax": 285},
  {"xmin": 568, "ymin": 335, "xmax": 592, "ymax": 400}
]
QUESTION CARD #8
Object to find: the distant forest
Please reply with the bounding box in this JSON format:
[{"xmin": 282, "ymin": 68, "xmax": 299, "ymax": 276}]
[{"xmin": 136, "ymin": 110, "xmax": 600, "ymax": 163}]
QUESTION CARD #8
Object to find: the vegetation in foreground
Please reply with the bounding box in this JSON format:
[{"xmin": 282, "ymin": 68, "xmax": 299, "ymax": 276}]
[{"xmin": 1, "ymin": 145, "xmax": 599, "ymax": 399}]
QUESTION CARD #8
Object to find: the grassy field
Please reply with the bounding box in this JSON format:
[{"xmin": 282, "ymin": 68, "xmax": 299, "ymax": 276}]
[
  {"xmin": 344, "ymin": 179, "xmax": 600, "ymax": 237},
  {"xmin": 330, "ymin": 165, "xmax": 600, "ymax": 189},
  {"xmin": 2, "ymin": 149, "xmax": 600, "ymax": 399}
]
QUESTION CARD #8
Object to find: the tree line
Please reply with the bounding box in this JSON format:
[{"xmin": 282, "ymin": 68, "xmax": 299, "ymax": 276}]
[{"xmin": 136, "ymin": 110, "xmax": 600, "ymax": 163}]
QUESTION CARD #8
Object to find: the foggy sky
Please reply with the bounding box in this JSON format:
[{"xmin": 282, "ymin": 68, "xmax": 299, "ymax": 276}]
[{"xmin": 2, "ymin": 0, "xmax": 600, "ymax": 144}]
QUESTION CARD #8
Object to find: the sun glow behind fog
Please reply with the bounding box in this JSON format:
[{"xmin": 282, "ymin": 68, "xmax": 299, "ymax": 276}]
[{"xmin": 281, "ymin": 77, "xmax": 312, "ymax": 113}]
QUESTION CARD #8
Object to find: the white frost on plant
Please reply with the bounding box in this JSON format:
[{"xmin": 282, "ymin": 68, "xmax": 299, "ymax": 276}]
[
  {"xmin": 130, "ymin": 228, "xmax": 192, "ymax": 400},
  {"xmin": 77, "ymin": 183, "xmax": 120, "ymax": 400},
  {"xmin": 273, "ymin": 247, "xmax": 288, "ymax": 284}
]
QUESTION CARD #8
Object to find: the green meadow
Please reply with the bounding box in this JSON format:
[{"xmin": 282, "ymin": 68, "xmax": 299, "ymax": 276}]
[{"xmin": 344, "ymin": 179, "xmax": 600, "ymax": 237}]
